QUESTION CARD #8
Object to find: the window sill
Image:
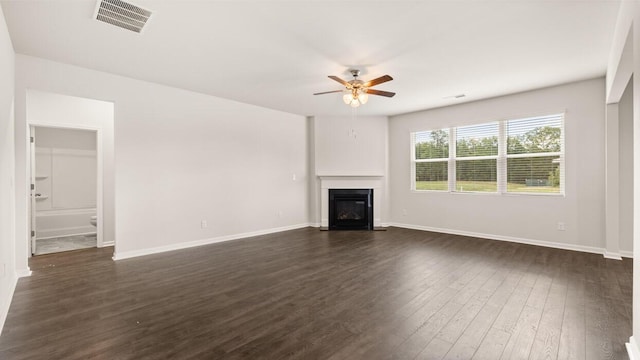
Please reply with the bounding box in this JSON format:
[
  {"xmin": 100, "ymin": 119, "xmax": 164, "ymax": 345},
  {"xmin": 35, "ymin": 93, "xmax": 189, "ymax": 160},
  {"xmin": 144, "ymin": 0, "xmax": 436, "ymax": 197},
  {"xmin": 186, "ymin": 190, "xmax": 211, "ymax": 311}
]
[{"xmin": 410, "ymin": 189, "xmax": 565, "ymax": 197}]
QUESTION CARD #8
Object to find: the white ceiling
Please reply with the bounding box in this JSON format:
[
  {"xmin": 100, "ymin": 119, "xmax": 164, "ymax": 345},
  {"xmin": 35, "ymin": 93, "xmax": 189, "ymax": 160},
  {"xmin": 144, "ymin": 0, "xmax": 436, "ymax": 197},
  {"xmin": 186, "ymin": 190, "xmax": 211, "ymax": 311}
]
[{"xmin": 0, "ymin": 0, "xmax": 621, "ymax": 117}]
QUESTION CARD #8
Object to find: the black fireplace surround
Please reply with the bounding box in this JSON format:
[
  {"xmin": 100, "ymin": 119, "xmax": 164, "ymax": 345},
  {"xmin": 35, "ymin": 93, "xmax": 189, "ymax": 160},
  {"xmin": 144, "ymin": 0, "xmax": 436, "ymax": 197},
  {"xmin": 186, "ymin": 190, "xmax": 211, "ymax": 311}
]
[{"xmin": 329, "ymin": 189, "xmax": 373, "ymax": 230}]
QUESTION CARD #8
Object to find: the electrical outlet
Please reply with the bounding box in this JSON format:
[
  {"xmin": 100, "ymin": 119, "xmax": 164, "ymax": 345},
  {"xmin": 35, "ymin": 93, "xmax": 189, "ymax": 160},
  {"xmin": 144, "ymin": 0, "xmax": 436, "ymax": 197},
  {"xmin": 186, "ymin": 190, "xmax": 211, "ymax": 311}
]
[
  {"xmin": 292, "ymin": 173, "xmax": 296, "ymax": 181},
  {"xmin": 557, "ymin": 222, "xmax": 565, "ymax": 231},
  {"xmin": 201, "ymin": 220, "xmax": 208, "ymax": 229},
  {"xmin": 402, "ymin": 209, "xmax": 408, "ymax": 216},
  {"xmin": 278, "ymin": 211, "xmax": 283, "ymax": 218}
]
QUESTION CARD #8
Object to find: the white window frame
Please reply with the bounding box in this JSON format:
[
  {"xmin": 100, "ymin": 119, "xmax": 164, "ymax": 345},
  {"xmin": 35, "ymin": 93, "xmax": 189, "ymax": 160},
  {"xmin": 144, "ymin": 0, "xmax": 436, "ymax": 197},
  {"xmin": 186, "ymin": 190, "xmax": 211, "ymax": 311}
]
[
  {"xmin": 454, "ymin": 122, "xmax": 499, "ymax": 193},
  {"xmin": 411, "ymin": 128, "xmax": 450, "ymax": 191},
  {"xmin": 504, "ymin": 114, "xmax": 565, "ymax": 195},
  {"xmin": 411, "ymin": 113, "xmax": 565, "ymax": 196}
]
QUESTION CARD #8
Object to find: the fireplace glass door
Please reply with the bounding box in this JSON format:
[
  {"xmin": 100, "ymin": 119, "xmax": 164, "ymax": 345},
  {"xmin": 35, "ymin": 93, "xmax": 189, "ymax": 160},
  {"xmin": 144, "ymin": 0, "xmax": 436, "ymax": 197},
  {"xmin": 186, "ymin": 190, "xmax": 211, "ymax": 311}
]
[{"xmin": 329, "ymin": 189, "xmax": 373, "ymax": 230}]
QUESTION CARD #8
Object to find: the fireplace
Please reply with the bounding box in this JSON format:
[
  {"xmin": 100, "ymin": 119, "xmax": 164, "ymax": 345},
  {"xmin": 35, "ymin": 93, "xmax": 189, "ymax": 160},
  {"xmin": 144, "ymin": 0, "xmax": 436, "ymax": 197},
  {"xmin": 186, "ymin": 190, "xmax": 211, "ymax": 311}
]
[{"xmin": 329, "ymin": 189, "xmax": 373, "ymax": 230}]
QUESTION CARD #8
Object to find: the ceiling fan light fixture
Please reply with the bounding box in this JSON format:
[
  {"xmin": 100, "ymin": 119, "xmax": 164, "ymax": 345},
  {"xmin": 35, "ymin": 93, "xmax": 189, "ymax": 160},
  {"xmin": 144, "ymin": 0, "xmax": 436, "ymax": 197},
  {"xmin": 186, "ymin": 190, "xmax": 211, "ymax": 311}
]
[
  {"xmin": 358, "ymin": 91, "xmax": 368, "ymax": 105},
  {"xmin": 343, "ymin": 91, "xmax": 353, "ymax": 105},
  {"xmin": 314, "ymin": 70, "xmax": 395, "ymax": 107}
]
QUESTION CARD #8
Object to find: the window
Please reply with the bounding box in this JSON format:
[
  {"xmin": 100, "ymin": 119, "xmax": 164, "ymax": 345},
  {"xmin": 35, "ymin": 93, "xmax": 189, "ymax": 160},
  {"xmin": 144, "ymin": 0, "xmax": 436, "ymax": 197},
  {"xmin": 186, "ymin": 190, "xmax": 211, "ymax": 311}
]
[
  {"xmin": 413, "ymin": 129, "xmax": 449, "ymax": 191},
  {"xmin": 506, "ymin": 114, "xmax": 563, "ymax": 194},
  {"xmin": 412, "ymin": 113, "xmax": 564, "ymax": 195},
  {"xmin": 455, "ymin": 123, "xmax": 498, "ymax": 192}
]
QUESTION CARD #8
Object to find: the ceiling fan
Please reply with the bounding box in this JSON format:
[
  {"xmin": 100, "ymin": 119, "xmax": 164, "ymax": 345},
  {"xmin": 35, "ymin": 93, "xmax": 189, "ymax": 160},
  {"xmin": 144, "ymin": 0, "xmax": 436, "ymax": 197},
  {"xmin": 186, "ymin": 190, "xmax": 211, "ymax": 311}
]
[{"xmin": 314, "ymin": 70, "xmax": 395, "ymax": 108}]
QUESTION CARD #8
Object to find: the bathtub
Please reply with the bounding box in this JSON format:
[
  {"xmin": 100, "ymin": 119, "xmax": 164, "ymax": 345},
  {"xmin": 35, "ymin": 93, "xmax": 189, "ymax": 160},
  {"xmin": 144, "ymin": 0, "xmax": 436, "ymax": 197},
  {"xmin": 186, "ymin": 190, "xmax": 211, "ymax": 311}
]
[{"xmin": 35, "ymin": 208, "xmax": 96, "ymax": 240}]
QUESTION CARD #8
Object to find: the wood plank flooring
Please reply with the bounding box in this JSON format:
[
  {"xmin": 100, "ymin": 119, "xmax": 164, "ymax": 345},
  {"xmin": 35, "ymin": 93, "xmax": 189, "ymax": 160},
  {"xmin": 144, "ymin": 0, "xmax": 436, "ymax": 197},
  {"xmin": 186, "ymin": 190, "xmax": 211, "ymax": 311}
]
[{"xmin": 0, "ymin": 227, "xmax": 632, "ymax": 359}]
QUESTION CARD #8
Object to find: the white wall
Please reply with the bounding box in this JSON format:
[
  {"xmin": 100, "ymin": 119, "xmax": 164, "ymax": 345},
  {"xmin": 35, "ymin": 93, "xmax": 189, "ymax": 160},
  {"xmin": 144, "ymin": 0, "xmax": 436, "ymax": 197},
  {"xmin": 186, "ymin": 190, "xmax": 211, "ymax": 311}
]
[
  {"xmin": 310, "ymin": 115, "xmax": 389, "ymax": 225},
  {"xmin": 15, "ymin": 55, "xmax": 308, "ymax": 261},
  {"xmin": 314, "ymin": 115, "xmax": 387, "ymax": 176},
  {"xmin": 307, "ymin": 117, "xmax": 318, "ymax": 225},
  {"xmin": 619, "ymin": 78, "xmax": 633, "ymax": 254},
  {"xmin": 389, "ymin": 78, "xmax": 606, "ymax": 252},
  {"xmin": 0, "ymin": 4, "xmax": 16, "ymax": 335}
]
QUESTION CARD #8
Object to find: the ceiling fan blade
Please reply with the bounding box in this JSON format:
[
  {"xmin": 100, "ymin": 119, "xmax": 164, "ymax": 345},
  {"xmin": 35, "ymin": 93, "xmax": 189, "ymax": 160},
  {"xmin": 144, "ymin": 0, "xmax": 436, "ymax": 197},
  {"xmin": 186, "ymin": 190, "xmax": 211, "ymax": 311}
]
[
  {"xmin": 328, "ymin": 75, "xmax": 350, "ymax": 87},
  {"xmin": 366, "ymin": 89, "xmax": 396, "ymax": 97},
  {"xmin": 313, "ymin": 90, "xmax": 344, "ymax": 95},
  {"xmin": 363, "ymin": 75, "xmax": 393, "ymax": 88}
]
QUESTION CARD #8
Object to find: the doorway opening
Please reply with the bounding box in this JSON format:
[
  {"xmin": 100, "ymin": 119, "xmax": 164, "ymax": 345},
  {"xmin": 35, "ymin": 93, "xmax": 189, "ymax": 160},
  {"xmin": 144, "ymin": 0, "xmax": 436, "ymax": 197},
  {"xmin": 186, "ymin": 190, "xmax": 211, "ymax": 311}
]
[{"xmin": 30, "ymin": 126, "xmax": 98, "ymax": 255}]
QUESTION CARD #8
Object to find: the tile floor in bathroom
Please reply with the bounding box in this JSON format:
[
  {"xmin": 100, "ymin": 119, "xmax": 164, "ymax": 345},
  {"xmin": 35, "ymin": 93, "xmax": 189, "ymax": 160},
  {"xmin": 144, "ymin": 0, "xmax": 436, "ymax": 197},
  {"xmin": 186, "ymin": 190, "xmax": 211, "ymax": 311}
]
[{"xmin": 34, "ymin": 234, "xmax": 97, "ymax": 255}]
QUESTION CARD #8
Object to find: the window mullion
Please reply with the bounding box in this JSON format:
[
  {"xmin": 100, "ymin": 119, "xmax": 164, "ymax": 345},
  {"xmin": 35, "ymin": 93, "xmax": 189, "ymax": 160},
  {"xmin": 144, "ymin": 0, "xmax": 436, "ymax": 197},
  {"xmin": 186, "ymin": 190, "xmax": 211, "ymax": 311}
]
[
  {"xmin": 506, "ymin": 151, "xmax": 562, "ymax": 159},
  {"xmin": 449, "ymin": 127, "xmax": 456, "ymax": 192},
  {"xmin": 456, "ymin": 155, "xmax": 499, "ymax": 161},
  {"xmin": 560, "ymin": 113, "xmax": 566, "ymax": 195},
  {"xmin": 410, "ymin": 132, "xmax": 416, "ymax": 191},
  {"xmin": 498, "ymin": 120, "xmax": 507, "ymax": 194}
]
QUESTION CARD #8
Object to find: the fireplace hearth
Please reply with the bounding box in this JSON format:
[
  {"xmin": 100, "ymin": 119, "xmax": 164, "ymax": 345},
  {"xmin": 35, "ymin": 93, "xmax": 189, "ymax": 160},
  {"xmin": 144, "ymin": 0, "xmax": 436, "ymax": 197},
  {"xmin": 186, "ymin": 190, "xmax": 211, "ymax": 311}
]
[{"xmin": 329, "ymin": 189, "xmax": 373, "ymax": 230}]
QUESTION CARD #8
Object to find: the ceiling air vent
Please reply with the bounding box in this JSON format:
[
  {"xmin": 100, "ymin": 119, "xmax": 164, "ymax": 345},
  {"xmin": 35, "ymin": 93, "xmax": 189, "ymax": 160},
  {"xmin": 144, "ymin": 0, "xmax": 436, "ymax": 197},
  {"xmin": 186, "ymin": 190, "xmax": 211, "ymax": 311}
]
[{"xmin": 95, "ymin": 0, "xmax": 151, "ymax": 33}]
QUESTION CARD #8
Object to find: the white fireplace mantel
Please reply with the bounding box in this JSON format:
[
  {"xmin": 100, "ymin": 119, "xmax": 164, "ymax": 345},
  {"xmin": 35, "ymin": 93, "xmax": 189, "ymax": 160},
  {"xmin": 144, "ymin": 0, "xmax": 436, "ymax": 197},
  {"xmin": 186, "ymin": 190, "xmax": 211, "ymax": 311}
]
[{"xmin": 319, "ymin": 175, "xmax": 384, "ymax": 228}]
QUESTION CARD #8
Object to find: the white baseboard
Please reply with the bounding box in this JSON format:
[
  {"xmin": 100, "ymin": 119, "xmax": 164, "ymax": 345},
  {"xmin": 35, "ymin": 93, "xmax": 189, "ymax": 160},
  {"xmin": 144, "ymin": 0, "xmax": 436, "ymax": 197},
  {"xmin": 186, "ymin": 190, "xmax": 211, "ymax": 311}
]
[
  {"xmin": 389, "ymin": 222, "xmax": 608, "ymax": 256},
  {"xmin": 621, "ymin": 250, "xmax": 634, "ymax": 258},
  {"xmin": 15, "ymin": 268, "xmax": 32, "ymax": 278},
  {"xmin": 628, "ymin": 336, "xmax": 640, "ymax": 360},
  {"xmin": 0, "ymin": 273, "xmax": 18, "ymax": 336},
  {"xmin": 100, "ymin": 241, "xmax": 114, "ymax": 247},
  {"xmin": 113, "ymin": 223, "xmax": 311, "ymax": 261},
  {"xmin": 604, "ymin": 251, "xmax": 624, "ymax": 260},
  {"xmin": 308, "ymin": 222, "xmax": 321, "ymax": 228}
]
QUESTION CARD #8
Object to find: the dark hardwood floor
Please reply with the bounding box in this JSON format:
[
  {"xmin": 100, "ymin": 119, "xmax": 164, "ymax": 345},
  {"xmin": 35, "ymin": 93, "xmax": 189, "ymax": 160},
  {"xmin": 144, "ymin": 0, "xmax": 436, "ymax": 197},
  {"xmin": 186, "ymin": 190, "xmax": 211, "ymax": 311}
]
[{"xmin": 0, "ymin": 227, "xmax": 632, "ymax": 359}]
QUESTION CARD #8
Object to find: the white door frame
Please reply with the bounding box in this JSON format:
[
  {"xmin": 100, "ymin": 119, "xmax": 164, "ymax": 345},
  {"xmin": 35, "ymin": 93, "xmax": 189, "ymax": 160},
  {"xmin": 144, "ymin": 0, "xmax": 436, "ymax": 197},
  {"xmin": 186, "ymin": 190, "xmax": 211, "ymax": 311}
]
[
  {"xmin": 27, "ymin": 123, "xmax": 105, "ymax": 251},
  {"xmin": 29, "ymin": 126, "xmax": 36, "ymax": 254}
]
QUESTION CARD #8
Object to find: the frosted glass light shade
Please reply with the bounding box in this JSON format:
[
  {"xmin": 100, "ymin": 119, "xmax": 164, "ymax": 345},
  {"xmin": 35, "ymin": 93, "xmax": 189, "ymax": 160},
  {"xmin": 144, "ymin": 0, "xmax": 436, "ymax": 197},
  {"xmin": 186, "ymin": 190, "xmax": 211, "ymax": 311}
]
[
  {"xmin": 343, "ymin": 92, "xmax": 353, "ymax": 104},
  {"xmin": 358, "ymin": 92, "xmax": 368, "ymax": 104}
]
